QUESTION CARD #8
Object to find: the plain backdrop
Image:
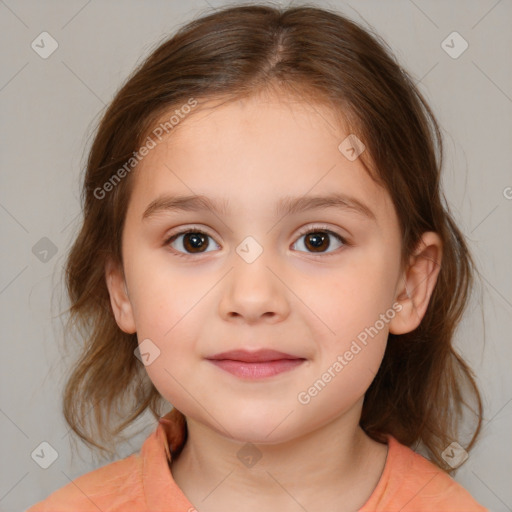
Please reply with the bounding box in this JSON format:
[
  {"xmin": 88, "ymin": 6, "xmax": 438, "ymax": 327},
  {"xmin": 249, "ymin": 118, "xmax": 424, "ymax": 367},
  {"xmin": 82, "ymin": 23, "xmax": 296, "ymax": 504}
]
[{"xmin": 0, "ymin": 0, "xmax": 511, "ymax": 511}]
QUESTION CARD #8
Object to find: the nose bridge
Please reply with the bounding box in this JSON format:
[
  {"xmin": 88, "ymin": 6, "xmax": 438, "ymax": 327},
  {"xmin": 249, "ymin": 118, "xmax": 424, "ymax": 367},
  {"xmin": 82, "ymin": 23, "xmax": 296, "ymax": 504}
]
[{"xmin": 219, "ymin": 234, "xmax": 289, "ymax": 322}]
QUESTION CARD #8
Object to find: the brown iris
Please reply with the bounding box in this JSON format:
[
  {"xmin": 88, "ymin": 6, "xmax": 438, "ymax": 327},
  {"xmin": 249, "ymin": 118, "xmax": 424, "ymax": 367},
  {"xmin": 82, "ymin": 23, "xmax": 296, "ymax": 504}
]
[
  {"xmin": 182, "ymin": 232, "xmax": 209, "ymax": 253},
  {"xmin": 304, "ymin": 231, "xmax": 330, "ymax": 252}
]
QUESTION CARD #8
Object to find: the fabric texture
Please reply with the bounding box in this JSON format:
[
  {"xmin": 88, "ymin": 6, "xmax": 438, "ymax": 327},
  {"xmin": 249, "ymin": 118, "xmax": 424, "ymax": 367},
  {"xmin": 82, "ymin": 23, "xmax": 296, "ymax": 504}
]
[{"xmin": 27, "ymin": 408, "xmax": 488, "ymax": 512}]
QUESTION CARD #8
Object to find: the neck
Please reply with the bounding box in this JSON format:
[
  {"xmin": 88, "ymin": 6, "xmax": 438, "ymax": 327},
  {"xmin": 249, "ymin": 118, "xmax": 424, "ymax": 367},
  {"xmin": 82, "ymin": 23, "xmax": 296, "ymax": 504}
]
[{"xmin": 170, "ymin": 400, "xmax": 388, "ymax": 512}]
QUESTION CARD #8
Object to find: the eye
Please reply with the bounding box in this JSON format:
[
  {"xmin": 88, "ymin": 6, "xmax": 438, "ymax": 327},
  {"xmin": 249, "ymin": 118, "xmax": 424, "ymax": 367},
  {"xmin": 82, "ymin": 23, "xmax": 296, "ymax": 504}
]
[
  {"xmin": 164, "ymin": 225, "xmax": 349, "ymax": 258},
  {"xmin": 164, "ymin": 227, "xmax": 220, "ymax": 256},
  {"xmin": 291, "ymin": 226, "xmax": 348, "ymax": 255}
]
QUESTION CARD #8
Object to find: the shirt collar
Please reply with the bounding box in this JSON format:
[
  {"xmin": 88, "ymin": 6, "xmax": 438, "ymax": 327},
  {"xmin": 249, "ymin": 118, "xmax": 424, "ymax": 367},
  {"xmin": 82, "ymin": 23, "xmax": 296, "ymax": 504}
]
[
  {"xmin": 141, "ymin": 407, "xmax": 192, "ymax": 511},
  {"xmin": 157, "ymin": 407, "xmax": 188, "ymax": 463}
]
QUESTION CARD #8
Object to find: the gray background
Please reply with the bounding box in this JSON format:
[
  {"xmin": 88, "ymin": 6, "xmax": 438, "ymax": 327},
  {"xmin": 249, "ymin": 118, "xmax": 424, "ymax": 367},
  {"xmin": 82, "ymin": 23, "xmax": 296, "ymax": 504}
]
[{"xmin": 1, "ymin": 0, "xmax": 511, "ymax": 511}]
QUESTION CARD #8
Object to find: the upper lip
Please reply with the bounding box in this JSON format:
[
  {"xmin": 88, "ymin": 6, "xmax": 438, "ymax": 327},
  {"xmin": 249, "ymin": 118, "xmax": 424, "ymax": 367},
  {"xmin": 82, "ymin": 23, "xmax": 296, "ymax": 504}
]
[{"xmin": 206, "ymin": 349, "xmax": 304, "ymax": 363}]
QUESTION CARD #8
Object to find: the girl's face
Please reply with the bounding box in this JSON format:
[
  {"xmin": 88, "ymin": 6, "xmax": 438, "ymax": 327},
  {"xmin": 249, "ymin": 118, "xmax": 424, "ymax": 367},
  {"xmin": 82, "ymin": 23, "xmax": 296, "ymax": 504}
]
[{"xmin": 108, "ymin": 93, "xmax": 411, "ymax": 444}]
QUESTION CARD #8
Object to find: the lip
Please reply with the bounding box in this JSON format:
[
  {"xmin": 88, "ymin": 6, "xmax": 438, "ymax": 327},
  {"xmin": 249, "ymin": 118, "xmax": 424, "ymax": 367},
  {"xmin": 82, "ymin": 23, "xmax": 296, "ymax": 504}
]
[
  {"xmin": 207, "ymin": 349, "xmax": 302, "ymax": 362},
  {"xmin": 206, "ymin": 349, "xmax": 306, "ymax": 379}
]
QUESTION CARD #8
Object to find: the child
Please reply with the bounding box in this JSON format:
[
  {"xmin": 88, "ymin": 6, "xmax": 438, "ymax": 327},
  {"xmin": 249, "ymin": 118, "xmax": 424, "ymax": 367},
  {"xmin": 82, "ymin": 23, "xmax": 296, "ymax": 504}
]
[{"xmin": 28, "ymin": 3, "xmax": 488, "ymax": 511}]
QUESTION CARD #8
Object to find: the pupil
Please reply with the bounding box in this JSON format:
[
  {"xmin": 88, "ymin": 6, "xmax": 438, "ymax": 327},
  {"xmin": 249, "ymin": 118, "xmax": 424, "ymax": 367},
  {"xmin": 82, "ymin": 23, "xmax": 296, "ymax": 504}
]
[{"xmin": 306, "ymin": 232, "xmax": 329, "ymax": 252}]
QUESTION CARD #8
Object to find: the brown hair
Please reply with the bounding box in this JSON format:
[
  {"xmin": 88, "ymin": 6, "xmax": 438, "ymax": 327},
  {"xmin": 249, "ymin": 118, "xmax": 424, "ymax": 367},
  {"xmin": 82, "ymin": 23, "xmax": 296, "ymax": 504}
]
[{"xmin": 62, "ymin": 2, "xmax": 483, "ymax": 471}]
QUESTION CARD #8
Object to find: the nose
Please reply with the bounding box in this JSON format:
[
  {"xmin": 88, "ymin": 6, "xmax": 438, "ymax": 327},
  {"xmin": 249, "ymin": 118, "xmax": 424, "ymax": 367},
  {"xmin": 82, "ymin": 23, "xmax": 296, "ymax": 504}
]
[{"xmin": 218, "ymin": 251, "xmax": 290, "ymax": 325}]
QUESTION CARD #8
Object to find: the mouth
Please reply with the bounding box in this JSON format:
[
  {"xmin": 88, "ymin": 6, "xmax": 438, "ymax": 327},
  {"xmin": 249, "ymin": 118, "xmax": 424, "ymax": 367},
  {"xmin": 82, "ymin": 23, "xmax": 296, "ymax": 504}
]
[{"xmin": 206, "ymin": 349, "xmax": 306, "ymax": 379}]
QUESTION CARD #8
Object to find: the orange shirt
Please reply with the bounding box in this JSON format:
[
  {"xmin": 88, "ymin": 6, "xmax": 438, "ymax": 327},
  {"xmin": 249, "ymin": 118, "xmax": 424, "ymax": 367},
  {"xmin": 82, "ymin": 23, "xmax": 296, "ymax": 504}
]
[{"xmin": 27, "ymin": 409, "xmax": 488, "ymax": 511}]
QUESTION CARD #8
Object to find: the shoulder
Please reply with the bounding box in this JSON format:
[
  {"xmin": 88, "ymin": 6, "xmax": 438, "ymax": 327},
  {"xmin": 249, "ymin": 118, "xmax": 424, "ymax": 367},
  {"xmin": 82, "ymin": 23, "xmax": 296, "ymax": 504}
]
[
  {"xmin": 360, "ymin": 436, "xmax": 489, "ymax": 512},
  {"xmin": 25, "ymin": 453, "xmax": 144, "ymax": 512}
]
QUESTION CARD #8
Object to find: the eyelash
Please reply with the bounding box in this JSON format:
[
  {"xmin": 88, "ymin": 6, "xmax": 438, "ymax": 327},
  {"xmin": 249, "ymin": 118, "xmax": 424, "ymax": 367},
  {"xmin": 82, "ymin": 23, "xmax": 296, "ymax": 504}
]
[{"xmin": 163, "ymin": 224, "xmax": 350, "ymax": 259}]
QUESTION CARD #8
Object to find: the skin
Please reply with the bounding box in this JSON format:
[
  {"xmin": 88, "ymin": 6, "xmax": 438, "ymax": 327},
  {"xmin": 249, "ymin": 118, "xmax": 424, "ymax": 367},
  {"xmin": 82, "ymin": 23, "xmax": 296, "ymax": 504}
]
[{"xmin": 106, "ymin": 91, "xmax": 442, "ymax": 512}]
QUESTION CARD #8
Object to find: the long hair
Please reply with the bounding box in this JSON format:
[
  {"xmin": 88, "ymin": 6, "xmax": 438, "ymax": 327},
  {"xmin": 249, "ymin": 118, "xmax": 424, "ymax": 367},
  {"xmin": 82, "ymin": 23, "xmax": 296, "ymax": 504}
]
[{"xmin": 62, "ymin": 3, "xmax": 482, "ymax": 471}]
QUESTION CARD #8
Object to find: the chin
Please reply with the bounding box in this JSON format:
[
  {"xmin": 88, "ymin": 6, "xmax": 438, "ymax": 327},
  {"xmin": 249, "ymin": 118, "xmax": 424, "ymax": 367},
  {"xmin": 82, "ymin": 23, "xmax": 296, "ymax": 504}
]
[{"xmin": 213, "ymin": 407, "xmax": 305, "ymax": 446}]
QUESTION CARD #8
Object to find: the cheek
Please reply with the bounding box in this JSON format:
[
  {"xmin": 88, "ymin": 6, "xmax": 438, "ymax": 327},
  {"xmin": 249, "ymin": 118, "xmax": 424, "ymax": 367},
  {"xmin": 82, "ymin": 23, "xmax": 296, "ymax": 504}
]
[
  {"xmin": 124, "ymin": 249, "xmax": 211, "ymax": 337},
  {"xmin": 124, "ymin": 253, "xmax": 212, "ymax": 397},
  {"xmin": 305, "ymin": 250, "xmax": 397, "ymax": 390},
  {"xmin": 311, "ymin": 253, "xmax": 399, "ymax": 343},
  {"xmin": 297, "ymin": 323, "xmax": 388, "ymax": 418},
  {"xmin": 298, "ymin": 346, "xmax": 385, "ymax": 422},
  {"xmin": 135, "ymin": 317, "xmax": 202, "ymax": 412}
]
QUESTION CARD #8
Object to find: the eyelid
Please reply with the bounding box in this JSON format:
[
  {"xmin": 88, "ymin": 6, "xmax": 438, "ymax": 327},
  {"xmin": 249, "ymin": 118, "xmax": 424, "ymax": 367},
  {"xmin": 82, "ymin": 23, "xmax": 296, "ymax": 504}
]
[
  {"xmin": 163, "ymin": 224, "xmax": 217, "ymax": 246},
  {"xmin": 165, "ymin": 223, "xmax": 212, "ymax": 235},
  {"xmin": 295, "ymin": 223, "xmax": 348, "ymax": 240}
]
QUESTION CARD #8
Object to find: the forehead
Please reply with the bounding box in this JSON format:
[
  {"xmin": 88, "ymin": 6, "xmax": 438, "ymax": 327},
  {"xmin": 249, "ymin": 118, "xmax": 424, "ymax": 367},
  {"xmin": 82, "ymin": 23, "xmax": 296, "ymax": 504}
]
[{"xmin": 130, "ymin": 93, "xmax": 396, "ymax": 227}]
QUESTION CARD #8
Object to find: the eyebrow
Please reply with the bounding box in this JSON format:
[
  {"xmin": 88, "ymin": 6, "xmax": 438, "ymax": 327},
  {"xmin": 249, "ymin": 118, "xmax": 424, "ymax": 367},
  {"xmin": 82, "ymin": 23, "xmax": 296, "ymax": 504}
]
[{"xmin": 142, "ymin": 193, "xmax": 376, "ymax": 221}]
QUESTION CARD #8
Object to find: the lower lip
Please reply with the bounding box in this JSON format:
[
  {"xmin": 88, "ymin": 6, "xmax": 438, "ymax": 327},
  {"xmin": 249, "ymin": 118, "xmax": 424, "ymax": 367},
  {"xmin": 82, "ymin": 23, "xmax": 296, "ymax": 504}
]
[{"xmin": 208, "ymin": 359, "xmax": 305, "ymax": 379}]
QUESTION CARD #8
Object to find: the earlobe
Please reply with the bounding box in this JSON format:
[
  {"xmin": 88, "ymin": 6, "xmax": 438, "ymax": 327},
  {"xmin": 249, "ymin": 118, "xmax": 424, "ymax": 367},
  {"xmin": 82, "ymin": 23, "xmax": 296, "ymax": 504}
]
[
  {"xmin": 389, "ymin": 231, "xmax": 443, "ymax": 335},
  {"xmin": 105, "ymin": 259, "xmax": 136, "ymax": 334}
]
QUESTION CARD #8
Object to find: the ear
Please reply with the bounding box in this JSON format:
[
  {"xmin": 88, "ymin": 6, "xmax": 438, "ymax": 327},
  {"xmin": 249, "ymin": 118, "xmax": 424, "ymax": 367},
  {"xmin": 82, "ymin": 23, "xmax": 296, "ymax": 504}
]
[
  {"xmin": 105, "ymin": 258, "xmax": 136, "ymax": 334},
  {"xmin": 389, "ymin": 231, "xmax": 443, "ymax": 335}
]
